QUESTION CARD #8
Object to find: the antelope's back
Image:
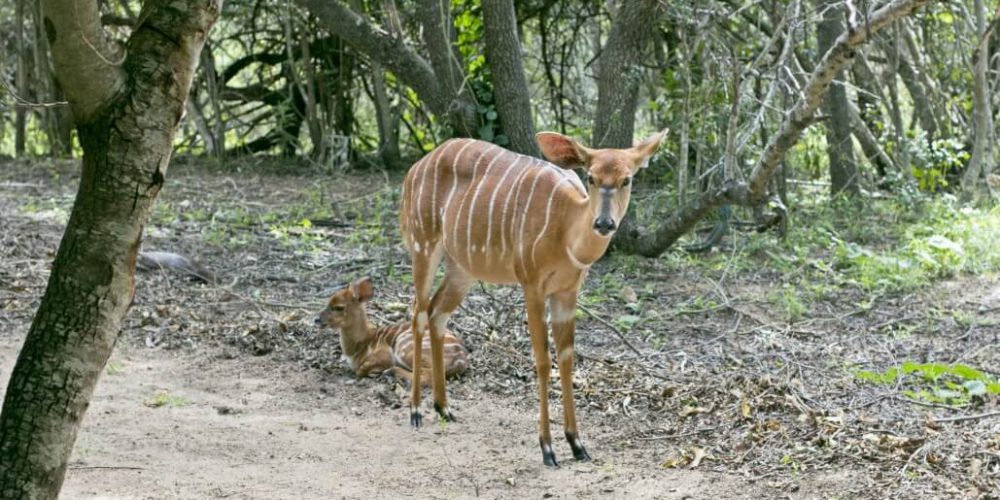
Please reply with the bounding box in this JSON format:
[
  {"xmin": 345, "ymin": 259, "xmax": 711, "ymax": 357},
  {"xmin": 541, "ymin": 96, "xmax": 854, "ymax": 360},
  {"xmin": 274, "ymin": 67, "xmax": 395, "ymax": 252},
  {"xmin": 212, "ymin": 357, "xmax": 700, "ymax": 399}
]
[{"xmin": 402, "ymin": 138, "xmax": 586, "ymax": 280}]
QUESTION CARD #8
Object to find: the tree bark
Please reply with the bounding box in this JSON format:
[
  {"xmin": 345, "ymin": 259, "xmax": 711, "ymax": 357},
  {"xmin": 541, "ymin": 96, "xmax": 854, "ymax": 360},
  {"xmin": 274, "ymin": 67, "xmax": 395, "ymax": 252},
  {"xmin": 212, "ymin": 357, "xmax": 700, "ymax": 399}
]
[
  {"xmin": 482, "ymin": 0, "xmax": 539, "ymax": 157},
  {"xmin": 592, "ymin": 0, "xmax": 662, "ymax": 148},
  {"xmin": 961, "ymin": 0, "xmax": 997, "ymax": 202},
  {"xmin": 613, "ymin": 0, "xmax": 935, "ymax": 257},
  {"xmin": 0, "ymin": 1, "xmax": 219, "ymax": 498},
  {"xmin": 817, "ymin": 0, "xmax": 860, "ymax": 197}
]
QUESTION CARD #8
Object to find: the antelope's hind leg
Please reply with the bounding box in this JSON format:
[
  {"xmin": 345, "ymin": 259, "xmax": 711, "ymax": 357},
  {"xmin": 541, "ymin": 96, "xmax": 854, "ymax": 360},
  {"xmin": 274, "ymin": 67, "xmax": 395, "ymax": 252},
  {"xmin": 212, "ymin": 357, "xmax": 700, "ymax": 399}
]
[
  {"xmin": 408, "ymin": 242, "xmax": 443, "ymax": 429},
  {"xmin": 427, "ymin": 262, "xmax": 474, "ymax": 422}
]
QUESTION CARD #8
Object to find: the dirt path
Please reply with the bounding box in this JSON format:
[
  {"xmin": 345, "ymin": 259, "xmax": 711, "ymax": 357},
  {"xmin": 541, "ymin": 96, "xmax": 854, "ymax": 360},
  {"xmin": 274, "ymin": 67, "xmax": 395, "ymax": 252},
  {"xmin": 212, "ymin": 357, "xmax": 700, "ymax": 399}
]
[{"xmin": 1, "ymin": 333, "xmax": 855, "ymax": 500}]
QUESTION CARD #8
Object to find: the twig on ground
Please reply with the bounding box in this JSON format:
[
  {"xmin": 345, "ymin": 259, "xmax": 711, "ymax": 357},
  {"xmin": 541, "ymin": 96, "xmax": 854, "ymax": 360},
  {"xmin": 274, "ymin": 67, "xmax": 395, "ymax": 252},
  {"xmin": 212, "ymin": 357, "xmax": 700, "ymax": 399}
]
[
  {"xmin": 577, "ymin": 304, "xmax": 644, "ymax": 358},
  {"xmin": 931, "ymin": 411, "xmax": 1000, "ymax": 424}
]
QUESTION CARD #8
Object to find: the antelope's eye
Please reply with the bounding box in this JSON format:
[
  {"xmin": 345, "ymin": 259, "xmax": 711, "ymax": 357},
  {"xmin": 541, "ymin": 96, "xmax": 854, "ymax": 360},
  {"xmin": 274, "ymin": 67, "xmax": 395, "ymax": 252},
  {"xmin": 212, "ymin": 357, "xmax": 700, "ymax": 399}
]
[
  {"xmin": 331, "ymin": 305, "xmax": 345, "ymax": 312},
  {"xmin": 621, "ymin": 177, "xmax": 632, "ymax": 187},
  {"xmin": 587, "ymin": 174, "xmax": 597, "ymax": 186}
]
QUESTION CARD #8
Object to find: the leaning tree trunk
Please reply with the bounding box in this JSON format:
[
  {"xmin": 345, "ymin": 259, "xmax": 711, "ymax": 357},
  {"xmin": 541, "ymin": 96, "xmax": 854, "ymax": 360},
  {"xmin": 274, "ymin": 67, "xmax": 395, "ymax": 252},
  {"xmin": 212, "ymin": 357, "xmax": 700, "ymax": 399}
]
[
  {"xmin": 592, "ymin": 0, "xmax": 662, "ymax": 148},
  {"xmin": 0, "ymin": 1, "xmax": 219, "ymax": 498},
  {"xmin": 817, "ymin": 0, "xmax": 860, "ymax": 197},
  {"xmin": 482, "ymin": 0, "xmax": 539, "ymax": 157},
  {"xmin": 613, "ymin": 0, "xmax": 936, "ymax": 257}
]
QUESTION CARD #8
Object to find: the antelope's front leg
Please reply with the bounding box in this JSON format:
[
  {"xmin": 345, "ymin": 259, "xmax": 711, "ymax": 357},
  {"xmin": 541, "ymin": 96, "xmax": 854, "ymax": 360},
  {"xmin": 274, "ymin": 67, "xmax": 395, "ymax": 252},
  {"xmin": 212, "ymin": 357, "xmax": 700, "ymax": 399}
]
[
  {"xmin": 525, "ymin": 289, "xmax": 557, "ymax": 467},
  {"xmin": 409, "ymin": 309, "xmax": 428, "ymax": 428},
  {"xmin": 550, "ymin": 291, "xmax": 591, "ymax": 461}
]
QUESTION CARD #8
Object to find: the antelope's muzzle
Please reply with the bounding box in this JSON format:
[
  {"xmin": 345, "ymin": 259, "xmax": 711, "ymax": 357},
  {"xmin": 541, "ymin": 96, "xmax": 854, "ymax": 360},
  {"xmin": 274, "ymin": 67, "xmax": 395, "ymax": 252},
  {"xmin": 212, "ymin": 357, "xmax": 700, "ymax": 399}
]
[{"xmin": 594, "ymin": 188, "xmax": 616, "ymax": 236}]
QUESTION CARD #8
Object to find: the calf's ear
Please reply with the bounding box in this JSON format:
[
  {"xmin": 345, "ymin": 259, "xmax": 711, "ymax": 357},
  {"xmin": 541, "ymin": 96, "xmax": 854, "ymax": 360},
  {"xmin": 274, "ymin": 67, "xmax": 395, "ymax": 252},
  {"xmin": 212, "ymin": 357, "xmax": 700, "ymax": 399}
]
[{"xmin": 351, "ymin": 277, "xmax": 374, "ymax": 302}]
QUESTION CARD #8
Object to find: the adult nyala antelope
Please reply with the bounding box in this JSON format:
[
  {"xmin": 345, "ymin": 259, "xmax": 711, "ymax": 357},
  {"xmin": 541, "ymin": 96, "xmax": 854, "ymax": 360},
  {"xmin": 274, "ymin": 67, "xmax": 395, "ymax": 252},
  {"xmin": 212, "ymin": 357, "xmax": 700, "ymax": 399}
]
[
  {"xmin": 317, "ymin": 277, "xmax": 469, "ymax": 384},
  {"xmin": 400, "ymin": 130, "xmax": 665, "ymax": 466}
]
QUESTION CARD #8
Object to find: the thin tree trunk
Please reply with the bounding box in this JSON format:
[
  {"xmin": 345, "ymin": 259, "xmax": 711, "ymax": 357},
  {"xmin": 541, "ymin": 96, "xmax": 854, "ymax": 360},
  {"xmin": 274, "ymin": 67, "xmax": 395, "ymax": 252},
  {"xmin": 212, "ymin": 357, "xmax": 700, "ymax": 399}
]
[
  {"xmin": 0, "ymin": 1, "xmax": 219, "ymax": 497},
  {"xmin": 482, "ymin": 0, "xmax": 538, "ymax": 157},
  {"xmin": 415, "ymin": 0, "xmax": 477, "ymax": 137},
  {"xmin": 961, "ymin": 0, "xmax": 997, "ymax": 202},
  {"xmin": 15, "ymin": 0, "xmax": 27, "ymax": 156},
  {"xmin": 370, "ymin": 61, "xmax": 401, "ymax": 168},
  {"xmin": 850, "ymin": 104, "xmax": 896, "ymax": 177},
  {"xmin": 817, "ymin": 0, "xmax": 860, "ymax": 196},
  {"xmin": 592, "ymin": 0, "xmax": 661, "ymax": 148},
  {"xmin": 894, "ymin": 44, "xmax": 939, "ymax": 139}
]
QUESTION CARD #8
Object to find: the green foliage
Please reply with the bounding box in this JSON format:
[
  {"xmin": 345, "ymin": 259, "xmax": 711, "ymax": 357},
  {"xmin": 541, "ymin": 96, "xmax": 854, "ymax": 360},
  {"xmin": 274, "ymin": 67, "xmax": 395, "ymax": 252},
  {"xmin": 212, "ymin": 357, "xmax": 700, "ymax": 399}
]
[
  {"xmin": 770, "ymin": 284, "xmax": 808, "ymax": 322},
  {"xmin": 906, "ymin": 136, "xmax": 969, "ymax": 192},
  {"xmin": 830, "ymin": 198, "xmax": 1000, "ymax": 293},
  {"xmin": 853, "ymin": 362, "xmax": 1000, "ymax": 406}
]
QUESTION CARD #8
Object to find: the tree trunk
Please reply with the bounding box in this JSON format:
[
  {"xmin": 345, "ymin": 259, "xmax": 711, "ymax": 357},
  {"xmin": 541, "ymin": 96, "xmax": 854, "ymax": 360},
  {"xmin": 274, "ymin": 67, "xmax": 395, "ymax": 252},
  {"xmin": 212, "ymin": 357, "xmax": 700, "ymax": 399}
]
[
  {"xmin": 592, "ymin": 0, "xmax": 661, "ymax": 148},
  {"xmin": 817, "ymin": 0, "xmax": 860, "ymax": 197},
  {"xmin": 894, "ymin": 44, "xmax": 939, "ymax": 139},
  {"xmin": 482, "ymin": 0, "xmax": 539, "ymax": 157},
  {"xmin": 0, "ymin": 1, "xmax": 219, "ymax": 498},
  {"xmin": 15, "ymin": 0, "xmax": 27, "ymax": 156},
  {"xmin": 415, "ymin": 0, "xmax": 477, "ymax": 137},
  {"xmin": 850, "ymin": 104, "xmax": 896, "ymax": 177},
  {"xmin": 961, "ymin": 0, "xmax": 996, "ymax": 202},
  {"xmin": 370, "ymin": 61, "xmax": 402, "ymax": 168}
]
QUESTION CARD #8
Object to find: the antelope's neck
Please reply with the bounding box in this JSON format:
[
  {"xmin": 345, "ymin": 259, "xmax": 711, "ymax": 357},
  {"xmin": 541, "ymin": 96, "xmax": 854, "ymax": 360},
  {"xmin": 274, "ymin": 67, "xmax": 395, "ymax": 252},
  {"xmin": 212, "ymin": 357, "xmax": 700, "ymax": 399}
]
[
  {"xmin": 565, "ymin": 198, "xmax": 612, "ymax": 266},
  {"xmin": 338, "ymin": 318, "xmax": 374, "ymax": 359}
]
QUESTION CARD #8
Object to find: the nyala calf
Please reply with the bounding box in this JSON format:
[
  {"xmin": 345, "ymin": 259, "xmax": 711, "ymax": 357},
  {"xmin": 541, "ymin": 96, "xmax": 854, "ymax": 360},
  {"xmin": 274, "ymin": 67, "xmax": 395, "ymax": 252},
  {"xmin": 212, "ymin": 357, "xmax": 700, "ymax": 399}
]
[{"xmin": 317, "ymin": 277, "xmax": 469, "ymax": 385}]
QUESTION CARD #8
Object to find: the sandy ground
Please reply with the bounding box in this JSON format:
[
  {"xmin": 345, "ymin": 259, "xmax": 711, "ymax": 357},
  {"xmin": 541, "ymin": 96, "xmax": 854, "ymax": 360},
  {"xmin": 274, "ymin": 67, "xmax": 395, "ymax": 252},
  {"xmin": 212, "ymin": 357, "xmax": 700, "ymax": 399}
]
[{"xmin": 0, "ymin": 333, "xmax": 860, "ymax": 500}]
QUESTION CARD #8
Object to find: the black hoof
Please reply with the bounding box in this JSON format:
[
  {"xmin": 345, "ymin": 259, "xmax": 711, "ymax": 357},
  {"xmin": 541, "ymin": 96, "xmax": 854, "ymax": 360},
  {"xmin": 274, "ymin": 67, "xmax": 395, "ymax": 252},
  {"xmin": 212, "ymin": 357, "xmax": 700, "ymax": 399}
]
[
  {"xmin": 566, "ymin": 431, "xmax": 592, "ymax": 461},
  {"xmin": 434, "ymin": 403, "xmax": 457, "ymax": 422},
  {"xmin": 540, "ymin": 439, "xmax": 559, "ymax": 468},
  {"xmin": 410, "ymin": 409, "xmax": 422, "ymax": 429}
]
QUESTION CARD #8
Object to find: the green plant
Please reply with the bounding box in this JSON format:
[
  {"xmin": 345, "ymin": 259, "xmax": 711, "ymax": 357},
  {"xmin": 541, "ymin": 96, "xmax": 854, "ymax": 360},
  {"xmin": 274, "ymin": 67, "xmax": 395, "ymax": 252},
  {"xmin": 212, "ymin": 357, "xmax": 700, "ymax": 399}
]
[
  {"xmin": 853, "ymin": 362, "xmax": 1000, "ymax": 406},
  {"xmin": 772, "ymin": 284, "xmax": 808, "ymax": 322},
  {"xmin": 144, "ymin": 391, "xmax": 189, "ymax": 408}
]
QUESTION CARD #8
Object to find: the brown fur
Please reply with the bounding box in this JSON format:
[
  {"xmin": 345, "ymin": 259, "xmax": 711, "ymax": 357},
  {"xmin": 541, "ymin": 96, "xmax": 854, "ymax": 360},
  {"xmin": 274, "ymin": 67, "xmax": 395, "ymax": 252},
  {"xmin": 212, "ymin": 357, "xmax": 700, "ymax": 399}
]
[{"xmin": 317, "ymin": 278, "xmax": 468, "ymax": 385}]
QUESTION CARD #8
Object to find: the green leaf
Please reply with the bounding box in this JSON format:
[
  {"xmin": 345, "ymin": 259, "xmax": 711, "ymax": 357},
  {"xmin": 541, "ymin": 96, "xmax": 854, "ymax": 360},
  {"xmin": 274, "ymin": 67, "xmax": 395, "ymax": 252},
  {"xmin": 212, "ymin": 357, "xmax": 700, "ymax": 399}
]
[
  {"xmin": 478, "ymin": 125, "xmax": 494, "ymax": 142},
  {"xmin": 963, "ymin": 380, "xmax": 987, "ymax": 397},
  {"xmin": 485, "ymin": 110, "xmax": 498, "ymax": 121}
]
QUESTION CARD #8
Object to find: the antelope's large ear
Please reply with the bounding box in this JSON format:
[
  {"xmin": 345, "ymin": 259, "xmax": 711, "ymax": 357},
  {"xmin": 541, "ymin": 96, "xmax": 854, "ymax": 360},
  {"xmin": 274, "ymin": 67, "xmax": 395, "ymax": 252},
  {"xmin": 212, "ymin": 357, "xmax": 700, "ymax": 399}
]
[
  {"xmin": 351, "ymin": 277, "xmax": 374, "ymax": 303},
  {"xmin": 630, "ymin": 129, "xmax": 668, "ymax": 172},
  {"xmin": 536, "ymin": 132, "xmax": 592, "ymax": 169}
]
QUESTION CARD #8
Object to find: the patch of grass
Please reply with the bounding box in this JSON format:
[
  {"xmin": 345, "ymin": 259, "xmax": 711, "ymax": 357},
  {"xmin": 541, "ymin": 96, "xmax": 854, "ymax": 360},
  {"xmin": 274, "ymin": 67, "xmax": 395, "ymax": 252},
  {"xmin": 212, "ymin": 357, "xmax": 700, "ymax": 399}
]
[
  {"xmin": 684, "ymin": 195, "xmax": 1000, "ymax": 299},
  {"xmin": 144, "ymin": 391, "xmax": 189, "ymax": 408},
  {"xmin": 105, "ymin": 361, "xmax": 124, "ymax": 375},
  {"xmin": 853, "ymin": 362, "xmax": 1000, "ymax": 406}
]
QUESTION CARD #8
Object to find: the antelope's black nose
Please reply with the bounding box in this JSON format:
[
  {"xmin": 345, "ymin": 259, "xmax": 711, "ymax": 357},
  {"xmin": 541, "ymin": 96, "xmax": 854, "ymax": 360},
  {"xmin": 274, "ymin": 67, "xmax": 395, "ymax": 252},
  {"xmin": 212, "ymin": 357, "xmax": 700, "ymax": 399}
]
[
  {"xmin": 314, "ymin": 316, "xmax": 323, "ymax": 327},
  {"xmin": 594, "ymin": 216, "xmax": 616, "ymax": 235}
]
